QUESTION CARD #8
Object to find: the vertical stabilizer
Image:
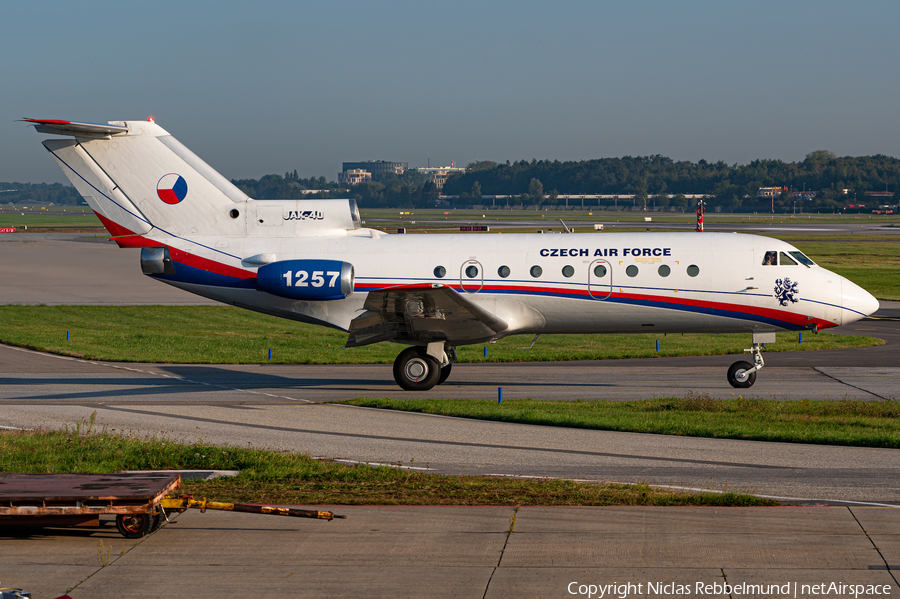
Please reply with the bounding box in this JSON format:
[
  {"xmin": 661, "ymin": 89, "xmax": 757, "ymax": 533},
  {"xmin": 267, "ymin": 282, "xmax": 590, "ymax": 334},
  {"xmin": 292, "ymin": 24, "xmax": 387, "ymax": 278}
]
[
  {"xmin": 35, "ymin": 119, "xmax": 249, "ymax": 240},
  {"xmin": 43, "ymin": 138, "xmax": 153, "ymax": 238}
]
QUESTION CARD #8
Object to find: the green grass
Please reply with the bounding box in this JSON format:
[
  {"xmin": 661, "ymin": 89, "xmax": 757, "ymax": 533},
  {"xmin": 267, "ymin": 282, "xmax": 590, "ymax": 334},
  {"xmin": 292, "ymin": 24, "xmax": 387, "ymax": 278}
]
[
  {"xmin": 339, "ymin": 397, "xmax": 900, "ymax": 448},
  {"xmin": 0, "ymin": 207, "xmax": 101, "ymax": 229},
  {"xmin": 0, "ymin": 305, "xmax": 882, "ymax": 364},
  {"xmin": 0, "ymin": 423, "xmax": 772, "ymax": 506}
]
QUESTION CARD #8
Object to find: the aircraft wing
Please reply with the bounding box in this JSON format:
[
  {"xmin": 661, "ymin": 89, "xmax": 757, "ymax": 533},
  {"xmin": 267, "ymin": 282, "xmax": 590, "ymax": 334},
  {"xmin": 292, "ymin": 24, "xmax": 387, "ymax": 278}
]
[
  {"xmin": 21, "ymin": 118, "xmax": 129, "ymax": 137},
  {"xmin": 345, "ymin": 283, "xmax": 508, "ymax": 348}
]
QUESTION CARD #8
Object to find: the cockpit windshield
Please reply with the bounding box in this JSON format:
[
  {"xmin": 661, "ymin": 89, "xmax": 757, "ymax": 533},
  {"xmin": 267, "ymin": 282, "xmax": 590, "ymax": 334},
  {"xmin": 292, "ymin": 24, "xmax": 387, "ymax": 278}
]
[
  {"xmin": 762, "ymin": 249, "xmax": 816, "ymax": 266},
  {"xmin": 788, "ymin": 251, "xmax": 815, "ymax": 266},
  {"xmin": 780, "ymin": 252, "xmax": 798, "ymax": 266}
]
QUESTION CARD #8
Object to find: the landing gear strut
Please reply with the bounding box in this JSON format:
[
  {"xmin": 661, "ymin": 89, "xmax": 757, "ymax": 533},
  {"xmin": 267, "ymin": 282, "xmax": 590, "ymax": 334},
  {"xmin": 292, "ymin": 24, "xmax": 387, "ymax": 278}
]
[
  {"xmin": 392, "ymin": 344, "xmax": 455, "ymax": 391},
  {"xmin": 727, "ymin": 341, "xmax": 765, "ymax": 389},
  {"xmin": 438, "ymin": 347, "xmax": 457, "ymax": 385}
]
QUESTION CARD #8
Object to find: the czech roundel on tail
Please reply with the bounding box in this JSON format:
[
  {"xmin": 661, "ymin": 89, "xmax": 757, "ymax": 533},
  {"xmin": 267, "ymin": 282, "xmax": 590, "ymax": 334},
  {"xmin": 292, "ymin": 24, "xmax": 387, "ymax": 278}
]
[{"xmin": 23, "ymin": 118, "xmax": 880, "ymax": 390}]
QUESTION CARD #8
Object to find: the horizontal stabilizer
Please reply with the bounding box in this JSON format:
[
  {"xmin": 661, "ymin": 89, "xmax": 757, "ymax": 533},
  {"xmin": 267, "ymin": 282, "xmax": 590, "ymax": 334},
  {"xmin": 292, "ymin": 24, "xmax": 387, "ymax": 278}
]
[
  {"xmin": 346, "ymin": 283, "xmax": 508, "ymax": 347},
  {"xmin": 21, "ymin": 118, "xmax": 129, "ymax": 137}
]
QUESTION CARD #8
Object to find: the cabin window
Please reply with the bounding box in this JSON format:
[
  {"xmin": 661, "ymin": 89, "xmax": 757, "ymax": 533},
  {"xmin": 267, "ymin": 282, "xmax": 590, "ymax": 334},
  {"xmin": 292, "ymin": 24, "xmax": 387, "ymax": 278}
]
[
  {"xmin": 562, "ymin": 265, "xmax": 575, "ymax": 278},
  {"xmin": 762, "ymin": 251, "xmax": 777, "ymax": 266},
  {"xmin": 779, "ymin": 252, "xmax": 798, "ymax": 266},
  {"xmin": 658, "ymin": 264, "xmax": 671, "ymax": 277},
  {"xmin": 498, "ymin": 265, "xmax": 511, "ymax": 278},
  {"xmin": 687, "ymin": 265, "xmax": 700, "ymax": 277},
  {"xmin": 530, "ymin": 265, "xmax": 543, "ymax": 278},
  {"xmin": 626, "ymin": 265, "xmax": 639, "ymax": 277},
  {"xmin": 434, "ymin": 266, "xmax": 446, "ymax": 278},
  {"xmin": 465, "ymin": 265, "xmax": 479, "ymax": 278},
  {"xmin": 593, "ymin": 264, "xmax": 607, "ymax": 277},
  {"xmin": 789, "ymin": 251, "xmax": 815, "ymax": 266}
]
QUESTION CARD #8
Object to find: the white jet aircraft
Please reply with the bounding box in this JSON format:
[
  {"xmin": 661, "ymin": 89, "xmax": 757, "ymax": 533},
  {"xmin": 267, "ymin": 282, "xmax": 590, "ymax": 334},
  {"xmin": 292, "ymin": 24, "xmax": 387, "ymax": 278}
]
[{"xmin": 25, "ymin": 118, "xmax": 880, "ymax": 391}]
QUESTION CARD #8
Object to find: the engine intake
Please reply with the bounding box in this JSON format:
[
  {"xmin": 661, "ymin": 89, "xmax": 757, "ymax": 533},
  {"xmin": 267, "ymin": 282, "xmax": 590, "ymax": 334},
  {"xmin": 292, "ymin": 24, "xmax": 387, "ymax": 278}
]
[{"xmin": 256, "ymin": 259, "xmax": 354, "ymax": 301}]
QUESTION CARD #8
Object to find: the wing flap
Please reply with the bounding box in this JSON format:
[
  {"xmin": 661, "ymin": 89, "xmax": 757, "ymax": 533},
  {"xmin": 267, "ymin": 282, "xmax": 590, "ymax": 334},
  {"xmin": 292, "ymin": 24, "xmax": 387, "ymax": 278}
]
[{"xmin": 346, "ymin": 284, "xmax": 508, "ymax": 348}]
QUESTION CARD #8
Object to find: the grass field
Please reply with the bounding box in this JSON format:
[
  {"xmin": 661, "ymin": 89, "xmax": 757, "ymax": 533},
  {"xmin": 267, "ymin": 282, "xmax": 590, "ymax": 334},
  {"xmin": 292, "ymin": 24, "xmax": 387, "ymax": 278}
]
[
  {"xmin": 0, "ymin": 205, "xmax": 100, "ymax": 229},
  {"xmin": 341, "ymin": 397, "xmax": 900, "ymax": 448},
  {"xmin": 0, "ymin": 423, "xmax": 772, "ymax": 506},
  {"xmin": 0, "ymin": 305, "xmax": 882, "ymax": 365}
]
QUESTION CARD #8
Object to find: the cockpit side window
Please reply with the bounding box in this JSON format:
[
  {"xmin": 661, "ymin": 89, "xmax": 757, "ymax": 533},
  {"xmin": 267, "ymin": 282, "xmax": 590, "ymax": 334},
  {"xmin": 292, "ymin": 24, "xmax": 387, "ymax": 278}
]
[
  {"xmin": 789, "ymin": 251, "xmax": 815, "ymax": 266},
  {"xmin": 762, "ymin": 251, "xmax": 777, "ymax": 266},
  {"xmin": 779, "ymin": 252, "xmax": 798, "ymax": 266}
]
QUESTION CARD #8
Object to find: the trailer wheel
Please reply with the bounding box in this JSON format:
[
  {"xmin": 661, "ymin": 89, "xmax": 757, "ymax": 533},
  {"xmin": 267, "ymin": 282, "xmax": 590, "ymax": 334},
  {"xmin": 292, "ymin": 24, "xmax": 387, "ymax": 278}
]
[
  {"xmin": 116, "ymin": 513, "xmax": 152, "ymax": 538},
  {"xmin": 150, "ymin": 512, "xmax": 164, "ymax": 532}
]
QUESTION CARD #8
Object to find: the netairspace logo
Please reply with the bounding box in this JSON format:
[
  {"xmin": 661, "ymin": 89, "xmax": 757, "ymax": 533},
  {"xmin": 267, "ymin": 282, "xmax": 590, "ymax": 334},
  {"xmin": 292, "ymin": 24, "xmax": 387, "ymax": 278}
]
[{"xmin": 566, "ymin": 581, "xmax": 892, "ymax": 598}]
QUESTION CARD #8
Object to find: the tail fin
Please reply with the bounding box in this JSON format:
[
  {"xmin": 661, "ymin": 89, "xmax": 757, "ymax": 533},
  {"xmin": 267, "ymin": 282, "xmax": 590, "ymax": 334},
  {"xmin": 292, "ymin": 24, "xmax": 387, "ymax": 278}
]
[{"xmin": 28, "ymin": 119, "xmax": 249, "ymax": 241}]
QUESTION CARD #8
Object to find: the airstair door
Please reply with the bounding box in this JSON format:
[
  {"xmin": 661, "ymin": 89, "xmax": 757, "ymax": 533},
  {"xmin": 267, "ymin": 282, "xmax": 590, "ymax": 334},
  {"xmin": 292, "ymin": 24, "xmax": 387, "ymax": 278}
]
[
  {"xmin": 460, "ymin": 260, "xmax": 484, "ymax": 293},
  {"xmin": 588, "ymin": 259, "xmax": 612, "ymax": 299}
]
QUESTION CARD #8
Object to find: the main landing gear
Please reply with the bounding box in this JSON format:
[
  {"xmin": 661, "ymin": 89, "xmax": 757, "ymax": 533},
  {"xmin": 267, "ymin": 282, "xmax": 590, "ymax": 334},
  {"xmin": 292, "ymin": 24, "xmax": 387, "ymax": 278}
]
[
  {"xmin": 393, "ymin": 344, "xmax": 455, "ymax": 391},
  {"xmin": 727, "ymin": 341, "xmax": 765, "ymax": 389}
]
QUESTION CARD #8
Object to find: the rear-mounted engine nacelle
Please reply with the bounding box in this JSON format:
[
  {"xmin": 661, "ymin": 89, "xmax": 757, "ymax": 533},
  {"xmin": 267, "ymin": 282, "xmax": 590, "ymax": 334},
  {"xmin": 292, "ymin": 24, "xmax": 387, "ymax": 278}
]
[{"xmin": 256, "ymin": 260, "xmax": 354, "ymax": 301}]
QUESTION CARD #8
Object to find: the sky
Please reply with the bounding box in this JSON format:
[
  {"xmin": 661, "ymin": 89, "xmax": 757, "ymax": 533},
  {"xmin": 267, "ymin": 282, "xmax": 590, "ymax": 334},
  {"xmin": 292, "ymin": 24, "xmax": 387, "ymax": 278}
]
[{"xmin": 2, "ymin": 0, "xmax": 899, "ymax": 184}]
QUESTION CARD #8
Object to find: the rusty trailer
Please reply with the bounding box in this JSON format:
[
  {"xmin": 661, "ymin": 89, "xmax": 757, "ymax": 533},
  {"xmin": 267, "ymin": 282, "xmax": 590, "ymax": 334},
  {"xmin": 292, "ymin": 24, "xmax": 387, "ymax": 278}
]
[
  {"xmin": 0, "ymin": 473, "xmax": 344, "ymax": 538},
  {"xmin": 0, "ymin": 473, "xmax": 181, "ymax": 537}
]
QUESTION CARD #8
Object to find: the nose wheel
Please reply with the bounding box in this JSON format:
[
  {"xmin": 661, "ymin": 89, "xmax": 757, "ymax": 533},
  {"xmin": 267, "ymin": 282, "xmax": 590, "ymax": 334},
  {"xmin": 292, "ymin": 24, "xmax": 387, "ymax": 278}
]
[
  {"xmin": 727, "ymin": 361, "xmax": 757, "ymax": 388},
  {"xmin": 727, "ymin": 341, "xmax": 765, "ymax": 389}
]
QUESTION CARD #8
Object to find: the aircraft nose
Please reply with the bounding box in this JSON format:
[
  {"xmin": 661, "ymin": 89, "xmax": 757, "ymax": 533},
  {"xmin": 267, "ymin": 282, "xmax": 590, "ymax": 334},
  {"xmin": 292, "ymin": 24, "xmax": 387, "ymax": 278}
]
[{"xmin": 841, "ymin": 278, "xmax": 879, "ymax": 325}]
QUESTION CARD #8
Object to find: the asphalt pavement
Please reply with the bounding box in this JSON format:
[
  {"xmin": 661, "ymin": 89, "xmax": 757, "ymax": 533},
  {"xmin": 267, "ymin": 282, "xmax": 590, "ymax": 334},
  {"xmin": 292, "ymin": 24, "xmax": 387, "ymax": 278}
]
[
  {"xmin": 1, "ymin": 506, "xmax": 897, "ymax": 598},
  {"xmin": 1, "ymin": 229, "xmax": 899, "ymax": 598}
]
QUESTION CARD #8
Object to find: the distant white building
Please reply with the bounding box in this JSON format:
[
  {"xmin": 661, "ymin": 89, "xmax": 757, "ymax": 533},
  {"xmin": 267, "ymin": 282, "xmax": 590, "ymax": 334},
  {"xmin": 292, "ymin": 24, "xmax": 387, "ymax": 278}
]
[
  {"xmin": 757, "ymin": 187, "xmax": 787, "ymax": 199},
  {"xmin": 415, "ymin": 165, "xmax": 466, "ymax": 189},
  {"xmin": 338, "ymin": 169, "xmax": 371, "ymax": 186},
  {"xmin": 342, "ymin": 161, "xmax": 408, "ymax": 176}
]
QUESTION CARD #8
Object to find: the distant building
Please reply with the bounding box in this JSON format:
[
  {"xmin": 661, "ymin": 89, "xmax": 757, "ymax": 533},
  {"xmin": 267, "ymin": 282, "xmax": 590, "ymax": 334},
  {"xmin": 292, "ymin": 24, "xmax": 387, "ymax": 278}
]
[
  {"xmin": 789, "ymin": 191, "xmax": 817, "ymax": 201},
  {"xmin": 756, "ymin": 187, "xmax": 787, "ymax": 199},
  {"xmin": 864, "ymin": 191, "xmax": 894, "ymax": 199},
  {"xmin": 415, "ymin": 165, "xmax": 466, "ymax": 190},
  {"xmin": 342, "ymin": 161, "xmax": 408, "ymax": 176},
  {"xmin": 338, "ymin": 169, "xmax": 371, "ymax": 186}
]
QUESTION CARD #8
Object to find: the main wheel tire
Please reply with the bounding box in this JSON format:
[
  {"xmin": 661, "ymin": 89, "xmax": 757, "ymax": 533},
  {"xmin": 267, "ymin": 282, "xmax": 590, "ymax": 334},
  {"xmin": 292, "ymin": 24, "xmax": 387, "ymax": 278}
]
[
  {"xmin": 437, "ymin": 363, "xmax": 452, "ymax": 385},
  {"xmin": 116, "ymin": 513, "xmax": 153, "ymax": 538},
  {"xmin": 727, "ymin": 360, "xmax": 757, "ymax": 389},
  {"xmin": 393, "ymin": 347, "xmax": 441, "ymax": 391}
]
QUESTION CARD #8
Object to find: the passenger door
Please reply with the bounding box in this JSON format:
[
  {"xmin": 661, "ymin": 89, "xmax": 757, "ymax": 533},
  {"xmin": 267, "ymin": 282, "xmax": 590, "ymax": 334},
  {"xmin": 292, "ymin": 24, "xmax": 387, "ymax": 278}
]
[{"xmin": 588, "ymin": 259, "xmax": 612, "ymax": 299}]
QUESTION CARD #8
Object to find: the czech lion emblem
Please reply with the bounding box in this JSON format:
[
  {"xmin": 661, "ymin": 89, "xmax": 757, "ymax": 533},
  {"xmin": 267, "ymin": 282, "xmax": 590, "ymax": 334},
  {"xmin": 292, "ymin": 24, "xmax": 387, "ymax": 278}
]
[{"xmin": 774, "ymin": 278, "xmax": 799, "ymax": 306}]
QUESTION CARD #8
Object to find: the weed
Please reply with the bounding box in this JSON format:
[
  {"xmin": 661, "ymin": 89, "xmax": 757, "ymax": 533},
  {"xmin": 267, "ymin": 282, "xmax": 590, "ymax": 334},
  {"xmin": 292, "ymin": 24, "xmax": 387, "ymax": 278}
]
[{"xmin": 96, "ymin": 540, "xmax": 112, "ymax": 567}]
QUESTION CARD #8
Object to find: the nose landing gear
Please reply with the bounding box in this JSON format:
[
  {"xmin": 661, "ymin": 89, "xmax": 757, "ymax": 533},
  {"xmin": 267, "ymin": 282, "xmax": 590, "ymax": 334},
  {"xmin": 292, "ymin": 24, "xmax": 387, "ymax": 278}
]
[{"xmin": 727, "ymin": 340, "xmax": 765, "ymax": 389}]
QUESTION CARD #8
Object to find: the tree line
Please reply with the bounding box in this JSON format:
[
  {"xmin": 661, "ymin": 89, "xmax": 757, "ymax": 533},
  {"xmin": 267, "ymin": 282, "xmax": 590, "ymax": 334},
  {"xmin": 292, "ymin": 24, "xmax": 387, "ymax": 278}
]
[
  {"xmin": 441, "ymin": 152, "xmax": 900, "ymax": 212},
  {"xmin": 0, "ymin": 182, "xmax": 82, "ymax": 205},
  {"xmin": 6, "ymin": 150, "xmax": 899, "ymax": 212}
]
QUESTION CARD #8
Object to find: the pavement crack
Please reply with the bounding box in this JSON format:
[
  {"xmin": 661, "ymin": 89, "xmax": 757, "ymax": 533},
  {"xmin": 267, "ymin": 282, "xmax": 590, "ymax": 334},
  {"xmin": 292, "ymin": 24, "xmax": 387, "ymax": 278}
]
[
  {"xmin": 847, "ymin": 506, "xmax": 899, "ymax": 587},
  {"xmin": 814, "ymin": 367, "xmax": 892, "ymax": 400},
  {"xmin": 65, "ymin": 521, "xmax": 161, "ymax": 594},
  {"xmin": 720, "ymin": 568, "xmax": 734, "ymax": 599},
  {"xmin": 482, "ymin": 506, "xmax": 518, "ymax": 599}
]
